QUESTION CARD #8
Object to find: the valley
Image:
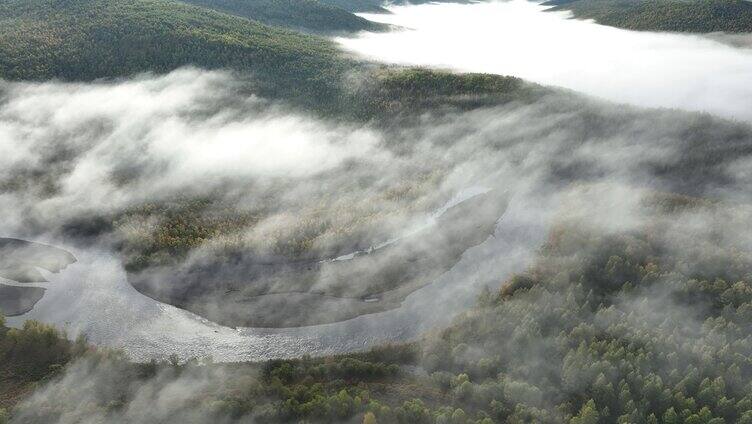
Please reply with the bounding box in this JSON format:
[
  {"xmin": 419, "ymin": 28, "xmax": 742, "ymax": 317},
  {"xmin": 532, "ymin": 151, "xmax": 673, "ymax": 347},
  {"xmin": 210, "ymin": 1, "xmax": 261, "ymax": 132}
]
[{"xmin": 3, "ymin": 1, "xmax": 752, "ymax": 423}]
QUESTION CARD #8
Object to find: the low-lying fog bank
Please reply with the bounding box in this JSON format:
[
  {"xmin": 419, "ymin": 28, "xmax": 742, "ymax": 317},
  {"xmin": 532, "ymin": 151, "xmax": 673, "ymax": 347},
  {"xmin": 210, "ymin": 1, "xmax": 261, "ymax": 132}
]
[
  {"xmin": 339, "ymin": 0, "xmax": 752, "ymax": 121},
  {"xmin": 0, "ymin": 69, "xmax": 548, "ymax": 360},
  {"xmin": 3, "ymin": 55, "xmax": 752, "ymax": 360}
]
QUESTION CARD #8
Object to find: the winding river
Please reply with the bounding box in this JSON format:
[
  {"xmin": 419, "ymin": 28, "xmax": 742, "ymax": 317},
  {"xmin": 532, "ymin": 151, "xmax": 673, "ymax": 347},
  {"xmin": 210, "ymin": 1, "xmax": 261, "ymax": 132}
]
[{"xmin": 4, "ymin": 194, "xmax": 545, "ymax": 362}]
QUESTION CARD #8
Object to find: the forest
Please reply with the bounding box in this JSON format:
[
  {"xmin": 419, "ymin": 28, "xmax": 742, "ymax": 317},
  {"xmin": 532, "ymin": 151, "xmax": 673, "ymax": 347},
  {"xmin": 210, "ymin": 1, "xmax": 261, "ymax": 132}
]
[
  {"xmin": 176, "ymin": 0, "xmax": 386, "ymax": 34},
  {"xmin": 0, "ymin": 0, "xmax": 535, "ymax": 116},
  {"xmin": 0, "ymin": 0, "xmax": 350, "ymax": 109},
  {"xmin": 315, "ymin": 0, "xmax": 473, "ymax": 13},
  {"xmin": 545, "ymin": 0, "xmax": 752, "ymax": 33}
]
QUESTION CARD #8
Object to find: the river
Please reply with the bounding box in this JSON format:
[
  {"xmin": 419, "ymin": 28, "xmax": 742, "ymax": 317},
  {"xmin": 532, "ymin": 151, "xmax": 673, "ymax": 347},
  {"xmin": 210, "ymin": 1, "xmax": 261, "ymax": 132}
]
[{"xmin": 5, "ymin": 194, "xmax": 545, "ymax": 362}]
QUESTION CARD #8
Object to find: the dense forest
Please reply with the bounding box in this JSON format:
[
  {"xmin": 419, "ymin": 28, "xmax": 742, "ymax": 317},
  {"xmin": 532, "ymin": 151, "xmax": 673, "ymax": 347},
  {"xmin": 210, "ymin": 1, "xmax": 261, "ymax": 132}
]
[
  {"xmin": 177, "ymin": 0, "xmax": 387, "ymax": 34},
  {"xmin": 0, "ymin": 0, "xmax": 351, "ymax": 109},
  {"xmin": 545, "ymin": 0, "xmax": 752, "ymax": 33},
  {"xmin": 0, "ymin": 317, "xmax": 89, "ymax": 417},
  {"xmin": 317, "ymin": 0, "xmax": 474, "ymax": 13},
  {"xmin": 0, "ymin": 0, "xmax": 538, "ymax": 115},
  {"xmin": 318, "ymin": 0, "xmax": 391, "ymax": 13}
]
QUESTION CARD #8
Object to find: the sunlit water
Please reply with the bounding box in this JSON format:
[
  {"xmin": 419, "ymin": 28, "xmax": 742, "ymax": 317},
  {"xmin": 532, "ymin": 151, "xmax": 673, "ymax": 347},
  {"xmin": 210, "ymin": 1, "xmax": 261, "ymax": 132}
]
[
  {"xmin": 6, "ymin": 194, "xmax": 545, "ymax": 362},
  {"xmin": 338, "ymin": 0, "xmax": 752, "ymax": 121}
]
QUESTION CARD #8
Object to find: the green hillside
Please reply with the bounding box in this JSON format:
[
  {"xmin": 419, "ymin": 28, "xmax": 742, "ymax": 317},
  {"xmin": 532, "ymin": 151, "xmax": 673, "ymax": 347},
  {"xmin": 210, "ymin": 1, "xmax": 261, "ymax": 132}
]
[
  {"xmin": 0, "ymin": 0, "xmax": 533, "ymax": 114},
  {"xmin": 0, "ymin": 318, "xmax": 88, "ymax": 413},
  {"xmin": 546, "ymin": 0, "xmax": 752, "ymax": 33},
  {"xmin": 319, "ymin": 0, "xmax": 474, "ymax": 13},
  {"xmin": 178, "ymin": 0, "xmax": 387, "ymax": 34},
  {"xmin": 0, "ymin": 0, "xmax": 351, "ymax": 107},
  {"xmin": 319, "ymin": 0, "xmax": 391, "ymax": 12}
]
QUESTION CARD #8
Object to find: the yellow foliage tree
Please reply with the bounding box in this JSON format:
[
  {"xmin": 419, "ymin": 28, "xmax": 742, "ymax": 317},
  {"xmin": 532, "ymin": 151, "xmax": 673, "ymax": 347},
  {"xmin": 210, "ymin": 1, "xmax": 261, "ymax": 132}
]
[{"xmin": 363, "ymin": 411, "xmax": 377, "ymax": 424}]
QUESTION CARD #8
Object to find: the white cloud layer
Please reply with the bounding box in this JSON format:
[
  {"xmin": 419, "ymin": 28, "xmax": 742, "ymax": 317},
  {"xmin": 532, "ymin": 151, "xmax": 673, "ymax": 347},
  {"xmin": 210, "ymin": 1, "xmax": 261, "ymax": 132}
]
[
  {"xmin": 0, "ymin": 69, "xmax": 384, "ymax": 226},
  {"xmin": 339, "ymin": 0, "xmax": 752, "ymax": 121}
]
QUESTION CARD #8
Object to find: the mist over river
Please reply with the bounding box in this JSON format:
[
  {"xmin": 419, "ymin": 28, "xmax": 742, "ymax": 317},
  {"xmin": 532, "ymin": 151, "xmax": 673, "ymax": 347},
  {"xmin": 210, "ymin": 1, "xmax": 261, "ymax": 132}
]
[
  {"xmin": 5, "ymin": 197, "xmax": 544, "ymax": 362},
  {"xmin": 339, "ymin": 0, "xmax": 752, "ymax": 122}
]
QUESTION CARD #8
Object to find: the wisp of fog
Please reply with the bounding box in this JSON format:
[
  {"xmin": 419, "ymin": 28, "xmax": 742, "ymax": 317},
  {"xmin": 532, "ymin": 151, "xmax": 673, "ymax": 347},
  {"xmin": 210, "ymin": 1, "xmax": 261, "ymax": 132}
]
[{"xmin": 338, "ymin": 0, "xmax": 752, "ymax": 121}]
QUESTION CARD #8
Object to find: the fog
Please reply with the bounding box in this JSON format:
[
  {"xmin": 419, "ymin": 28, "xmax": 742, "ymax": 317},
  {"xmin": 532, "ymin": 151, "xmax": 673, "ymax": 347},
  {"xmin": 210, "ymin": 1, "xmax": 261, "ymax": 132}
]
[
  {"xmin": 0, "ymin": 69, "xmax": 384, "ymax": 229},
  {"xmin": 0, "ymin": 69, "xmax": 549, "ymax": 360},
  {"xmin": 3, "ymin": 64, "xmax": 752, "ymax": 361},
  {"xmin": 5, "ymin": 3, "xmax": 752, "ymax": 422},
  {"xmin": 338, "ymin": 0, "xmax": 752, "ymax": 121},
  {"xmin": 3, "ymin": 3, "xmax": 752, "ymax": 364}
]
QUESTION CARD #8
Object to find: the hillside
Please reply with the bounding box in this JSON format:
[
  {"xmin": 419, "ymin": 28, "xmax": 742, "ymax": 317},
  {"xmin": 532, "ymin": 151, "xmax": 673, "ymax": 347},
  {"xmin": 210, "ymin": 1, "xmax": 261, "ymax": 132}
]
[
  {"xmin": 177, "ymin": 0, "xmax": 387, "ymax": 34},
  {"xmin": 0, "ymin": 0, "xmax": 351, "ymax": 107},
  {"xmin": 319, "ymin": 0, "xmax": 391, "ymax": 13},
  {"xmin": 0, "ymin": 318, "xmax": 88, "ymax": 414},
  {"xmin": 545, "ymin": 0, "xmax": 752, "ymax": 33},
  {"xmin": 319, "ymin": 0, "xmax": 475, "ymax": 13},
  {"xmin": 126, "ymin": 190, "xmax": 508, "ymax": 328},
  {"xmin": 0, "ymin": 0, "xmax": 536, "ymax": 115}
]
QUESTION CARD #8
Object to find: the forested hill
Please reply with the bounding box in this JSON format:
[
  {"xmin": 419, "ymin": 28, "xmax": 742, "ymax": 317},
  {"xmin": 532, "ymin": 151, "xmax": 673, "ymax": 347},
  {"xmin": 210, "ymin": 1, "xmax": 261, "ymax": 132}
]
[
  {"xmin": 0, "ymin": 0, "xmax": 540, "ymax": 117},
  {"xmin": 545, "ymin": 0, "xmax": 752, "ymax": 33},
  {"xmin": 0, "ymin": 0, "xmax": 352, "ymax": 107},
  {"xmin": 319, "ymin": 0, "xmax": 474, "ymax": 13},
  {"xmin": 177, "ymin": 0, "xmax": 387, "ymax": 34},
  {"xmin": 319, "ymin": 0, "xmax": 391, "ymax": 13}
]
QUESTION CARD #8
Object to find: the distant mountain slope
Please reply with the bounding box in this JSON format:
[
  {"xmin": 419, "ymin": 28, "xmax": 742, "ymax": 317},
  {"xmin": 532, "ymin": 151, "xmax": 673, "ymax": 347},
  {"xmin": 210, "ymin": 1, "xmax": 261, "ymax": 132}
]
[
  {"xmin": 178, "ymin": 0, "xmax": 387, "ymax": 34},
  {"xmin": 0, "ymin": 0, "xmax": 536, "ymax": 116},
  {"xmin": 545, "ymin": 0, "xmax": 752, "ymax": 33},
  {"xmin": 319, "ymin": 0, "xmax": 390, "ymax": 13},
  {"xmin": 319, "ymin": 0, "xmax": 474, "ymax": 13},
  {"xmin": 0, "ymin": 0, "xmax": 351, "ymax": 106}
]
